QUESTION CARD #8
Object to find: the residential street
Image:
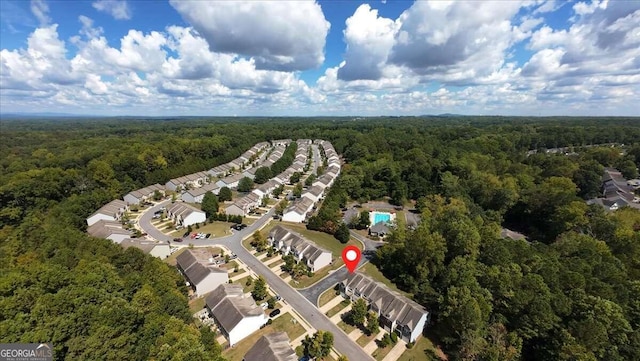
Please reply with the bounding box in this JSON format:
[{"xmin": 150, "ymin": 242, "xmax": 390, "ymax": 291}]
[{"xmin": 139, "ymin": 202, "xmax": 375, "ymax": 360}]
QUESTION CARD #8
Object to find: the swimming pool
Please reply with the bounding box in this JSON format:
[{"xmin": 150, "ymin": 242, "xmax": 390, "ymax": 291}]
[{"xmin": 371, "ymin": 211, "xmax": 392, "ymax": 225}]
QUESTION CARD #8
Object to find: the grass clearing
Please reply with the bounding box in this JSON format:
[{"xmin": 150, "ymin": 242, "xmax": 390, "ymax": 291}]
[
  {"xmin": 357, "ymin": 332, "xmax": 377, "ymax": 347},
  {"xmin": 235, "ymin": 275, "xmax": 256, "ymax": 293},
  {"xmin": 397, "ymin": 335, "xmax": 443, "ymax": 361},
  {"xmin": 170, "ymin": 222, "xmax": 235, "ymax": 238},
  {"xmin": 223, "ymin": 312, "xmax": 306, "ymax": 361},
  {"xmin": 189, "ymin": 297, "xmax": 206, "ymax": 314},
  {"xmin": 318, "ymin": 287, "xmax": 341, "ymax": 308},
  {"xmin": 325, "ymin": 299, "xmax": 350, "ymax": 318},
  {"xmin": 372, "ymin": 344, "xmax": 393, "ymax": 361},
  {"xmin": 361, "ymin": 262, "xmax": 412, "ymax": 298}
]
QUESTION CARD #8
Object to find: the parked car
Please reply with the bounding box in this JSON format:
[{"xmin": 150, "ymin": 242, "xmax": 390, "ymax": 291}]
[
  {"xmin": 190, "ymin": 233, "xmax": 197, "ymax": 239},
  {"xmin": 260, "ymin": 302, "xmax": 268, "ymax": 310},
  {"xmin": 173, "ymin": 238, "xmax": 182, "ymax": 243},
  {"xmin": 183, "ymin": 231, "xmax": 190, "ymax": 237},
  {"xmin": 205, "ymin": 233, "xmax": 211, "ymax": 239},
  {"xmin": 275, "ymin": 295, "xmax": 282, "ymax": 301},
  {"xmin": 269, "ymin": 309, "xmax": 281, "ymax": 318}
]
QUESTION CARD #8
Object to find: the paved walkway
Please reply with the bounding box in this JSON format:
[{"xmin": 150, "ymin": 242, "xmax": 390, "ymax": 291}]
[
  {"xmin": 363, "ymin": 330, "xmax": 386, "ymax": 354},
  {"xmin": 382, "ymin": 340, "xmax": 407, "ymax": 361},
  {"xmin": 348, "ymin": 329, "xmax": 361, "ymax": 341},
  {"xmin": 319, "ymin": 294, "xmax": 344, "ymax": 313},
  {"xmin": 329, "ymin": 304, "xmax": 351, "ymax": 323}
]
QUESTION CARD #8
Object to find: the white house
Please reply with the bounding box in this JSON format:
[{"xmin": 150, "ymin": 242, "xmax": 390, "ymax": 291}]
[
  {"xmin": 216, "ymin": 173, "xmax": 244, "ymax": 189},
  {"xmin": 120, "ymin": 239, "xmax": 171, "ymax": 259},
  {"xmin": 302, "ymin": 185, "xmax": 324, "ymax": 203},
  {"xmin": 253, "ymin": 180, "xmax": 278, "ymax": 199},
  {"xmin": 86, "ymin": 199, "xmax": 128, "ymax": 226},
  {"xmin": 282, "ymin": 197, "xmax": 314, "ymax": 223},
  {"xmin": 225, "ymin": 193, "xmax": 260, "ymax": 217},
  {"xmin": 176, "ymin": 249, "xmax": 229, "ymax": 296},
  {"xmin": 167, "ymin": 202, "xmax": 206, "ymax": 227},
  {"xmin": 268, "ymin": 225, "xmax": 332, "ymax": 272},
  {"xmin": 206, "ymin": 284, "xmax": 268, "ymax": 346},
  {"xmin": 243, "ymin": 332, "xmax": 297, "ymax": 361},
  {"xmin": 341, "ymin": 272, "xmax": 429, "ymax": 343},
  {"xmin": 86, "ymin": 219, "xmax": 131, "ymax": 243}
]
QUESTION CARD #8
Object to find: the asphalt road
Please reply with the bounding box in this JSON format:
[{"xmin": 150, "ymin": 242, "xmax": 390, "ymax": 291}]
[{"xmin": 139, "ymin": 202, "xmax": 375, "ymax": 360}]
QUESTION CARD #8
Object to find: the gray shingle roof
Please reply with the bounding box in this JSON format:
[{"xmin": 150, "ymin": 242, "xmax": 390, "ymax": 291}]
[
  {"xmin": 205, "ymin": 284, "xmax": 264, "ymax": 334},
  {"xmin": 244, "ymin": 332, "xmax": 297, "ymax": 361}
]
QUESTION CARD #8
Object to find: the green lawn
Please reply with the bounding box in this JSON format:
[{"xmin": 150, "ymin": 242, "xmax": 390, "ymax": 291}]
[
  {"xmin": 170, "ymin": 222, "xmax": 235, "ymax": 238},
  {"xmin": 397, "ymin": 335, "xmax": 443, "ymax": 361},
  {"xmin": 361, "ymin": 262, "xmax": 412, "ymax": 298},
  {"xmin": 234, "ymin": 275, "xmax": 257, "ymax": 293},
  {"xmin": 372, "ymin": 344, "xmax": 393, "ymax": 361},
  {"xmin": 325, "ymin": 299, "xmax": 350, "ymax": 318},
  {"xmin": 396, "ymin": 210, "xmax": 407, "ymax": 229},
  {"xmin": 189, "ymin": 297, "xmax": 206, "ymax": 314},
  {"xmin": 318, "ymin": 287, "xmax": 341, "ymax": 308},
  {"xmin": 265, "ymin": 257, "xmax": 284, "ymax": 268},
  {"xmin": 278, "ymin": 222, "xmax": 362, "ymax": 257},
  {"xmin": 289, "ymin": 260, "xmax": 343, "ymax": 289},
  {"xmin": 223, "ymin": 312, "xmax": 306, "ymax": 361},
  {"xmin": 357, "ymin": 331, "xmax": 377, "ymax": 347},
  {"xmin": 337, "ymin": 320, "xmax": 356, "ymax": 334}
]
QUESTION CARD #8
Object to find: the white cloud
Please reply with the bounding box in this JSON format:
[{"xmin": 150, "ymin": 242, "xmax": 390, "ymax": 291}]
[
  {"xmin": 169, "ymin": 0, "xmax": 330, "ymax": 71},
  {"xmin": 92, "ymin": 0, "xmax": 131, "ymax": 20},
  {"xmin": 84, "ymin": 74, "xmax": 108, "ymax": 94},
  {"xmin": 30, "ymin": 0, "xmax": 50, "ymax": 26},
  {"xmin": 337, "ymin": 4, "xmax": 399, "ymax": 81}
]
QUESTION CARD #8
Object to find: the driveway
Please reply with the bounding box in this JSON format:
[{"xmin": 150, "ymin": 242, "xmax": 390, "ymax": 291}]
[{"xmin": 138, "ymin": 200, "xmax": 173, "ymax": 242}]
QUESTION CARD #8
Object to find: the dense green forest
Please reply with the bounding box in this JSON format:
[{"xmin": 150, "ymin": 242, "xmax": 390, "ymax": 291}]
[{"xmin": 1, "ymin": 116, "xmax": 640, "ymax": 360}]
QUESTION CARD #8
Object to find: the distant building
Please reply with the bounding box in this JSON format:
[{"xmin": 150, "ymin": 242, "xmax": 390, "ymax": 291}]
[
  {"xmin": 341, "ymin": 272, "xmax": 429, "ymax": 343},
  {"xmin": 206, "ymin": 284, "xmax": 268, "ymax": 346},
  {"xmin": 243, "ymin": 332, "xmax": 296, "ymax": 361},
  {"xmin": 587, "ymin": 168, "xmax": 640, "ymax": 212},
  {"xmin": 123, "ymin": 184, "xmax": 164, "ymax": 205}
]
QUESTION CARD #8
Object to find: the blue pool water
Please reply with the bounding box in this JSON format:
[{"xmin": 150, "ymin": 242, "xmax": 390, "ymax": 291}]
[{"xmin": 373, "ymin": 212, "xmax": 391, "ymax": 224}]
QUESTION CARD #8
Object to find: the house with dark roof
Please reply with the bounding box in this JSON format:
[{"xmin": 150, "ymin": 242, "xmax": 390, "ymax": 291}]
[
  {"xmin": 368, "ymin": 221, "xmax": 390, "ymax": 238},
  {"xmin": 243, "ymin": 332, "xmax": 296, "ymax": 361},
  {"xmin": 281, "ymin": 197, "xmax": 314, "ymax": 223},
  {"xmin": 166, "ymin": 202, "xmax": 206, "ymax": 227},
  {"xmin": 120, "ymin": 238, "xmax": 171, "ymax": 259},
  {"xmin": 123, "ymin": 183, "xmax": 164, "ymax": 205},
  {"xmin": 268, "ymin": 225, "xmax": 332, "ymax": 272},
  {"xmin": 206, "ymin": 284, "xmax": 268, "ymax": 346},
  {"xmin": 587, "ymin": 168, "xmax": 640, "ymax": 212},
  {"xmin": 181, "ymin": 182, "xmax": 220, "ymax": 203},
  {"xmin": 341, "ymin": 272, "xmax": 429, "ymax": 343},
  {"xmin": 176, "ymin": 249, "xmax": 229, "ymax": 296},
  {"xmin": 86, "ymin": 199, "xmax": 128, "ymax": 226},
  {"xmin": 86, "ymin": 219, "xmax": 131, "ymax": 243},
  {"xmin": 302, "ymin": 185, "xmax": 324, "ymax": 203}
]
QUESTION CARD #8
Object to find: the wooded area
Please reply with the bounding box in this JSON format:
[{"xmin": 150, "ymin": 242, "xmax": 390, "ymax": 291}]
[{"xmin": 1, "ymin": 116, "xmax": 640, "ymax": 360}]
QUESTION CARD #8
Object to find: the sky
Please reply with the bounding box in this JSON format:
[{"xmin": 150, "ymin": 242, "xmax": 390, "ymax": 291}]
[{"xmin": 0, "ymin": 0, "xmax": 639, "ymax": 116}]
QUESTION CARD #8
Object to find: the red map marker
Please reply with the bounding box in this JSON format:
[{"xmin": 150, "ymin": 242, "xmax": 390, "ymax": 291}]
[{"xmin": 342, "ymin": 245, "xmax": 361, "ymax": 273}]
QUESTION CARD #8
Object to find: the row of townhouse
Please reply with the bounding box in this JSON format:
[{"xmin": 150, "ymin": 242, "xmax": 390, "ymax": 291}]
[
  {"xmin": 280, "ymin": 144, "xmax": 341, "ymax": 223},
  {"xmin": 123, "ymin": 183, "xmax": 165, "ymax": 206},
  {"xmin": 86, "ymin": 202, "xmax": 170, "ymax": 258},
  {"xmin": 165, "ymin": 171, "xmax": 210, "ymax": 192},
  {"xmin": 166, "ymin": 202, "xmax": 206, "ymax": 227},
  {"xmin": 341, "ymin": 272, "xmax": 430, "ymax": 343},
  {"xmin": 176, "ymin": 249, "xmax": 229, "ymax": 296},
  {"xmin": 209, "ymin": 142, "xmax": 271, "ymax": 178},
  {"xmin": 587, "ymin": 167, "xmax": 640, "ymax": 211},
  {"xmin": 268, "ymin": 225, "xmax": 332, "ymax": 272},
  {"xmin": 206, "ymin": 283, "xmax": 268, "ymax": 347},
  {"xmin": 261, "ymin": 144, "xmax": 287, "ymax": 169},
  {"xmin": 181, "ymin": 182, "xmax": 221, "ymax": 203}
]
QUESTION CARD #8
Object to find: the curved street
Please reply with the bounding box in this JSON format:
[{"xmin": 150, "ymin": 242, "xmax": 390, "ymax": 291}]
[{"xmin": 139, "ymin": 201, "xmax": 375, "ymax": 361}]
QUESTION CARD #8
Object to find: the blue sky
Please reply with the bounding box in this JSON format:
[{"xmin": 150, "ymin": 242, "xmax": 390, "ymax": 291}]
[{"xmin": 1, "ymin": 0, "xmax": 638, "ymax": 116}]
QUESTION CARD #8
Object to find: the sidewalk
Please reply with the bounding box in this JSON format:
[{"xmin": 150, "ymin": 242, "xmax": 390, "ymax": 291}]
[
  {"xmin": 329, "ymin": 304, "xmax": 351, "ymax": 323},
  {"xmin": 382, "ymin": 340, "xmax": 407, "ymax": 361},
  {"xmin": 363, "ymin": 329, "xmax": 386, "ymax": 354},
  {"xmin": 319, "ymin": 294, "xmax": 343, "ymax": 313}
]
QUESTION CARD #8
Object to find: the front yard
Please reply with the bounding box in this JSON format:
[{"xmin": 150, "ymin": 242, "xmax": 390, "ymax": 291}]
[
  {"xmin": 169, "ymin": 221, "xmax": 235, "ymax": 238},
  {"xmin": 222, "ymin": 312, "xmax": 306, "ymax": 361}
]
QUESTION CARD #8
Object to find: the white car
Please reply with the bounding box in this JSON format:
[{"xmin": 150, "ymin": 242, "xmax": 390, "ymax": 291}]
[{"xmin": 260, "ymin": 302, "xmax": 268, "ymax": 310}]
